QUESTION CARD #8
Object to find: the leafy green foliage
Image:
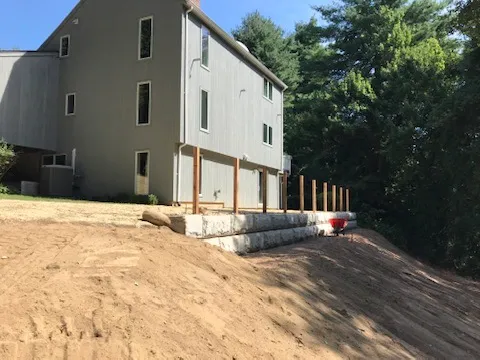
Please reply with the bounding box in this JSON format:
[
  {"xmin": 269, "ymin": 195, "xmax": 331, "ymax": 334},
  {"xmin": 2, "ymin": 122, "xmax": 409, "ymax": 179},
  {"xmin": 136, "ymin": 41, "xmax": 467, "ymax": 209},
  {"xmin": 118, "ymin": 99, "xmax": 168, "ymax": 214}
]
[{"xmin": 0, "ymin": 140, "xmax": 16, "ymax": 183}]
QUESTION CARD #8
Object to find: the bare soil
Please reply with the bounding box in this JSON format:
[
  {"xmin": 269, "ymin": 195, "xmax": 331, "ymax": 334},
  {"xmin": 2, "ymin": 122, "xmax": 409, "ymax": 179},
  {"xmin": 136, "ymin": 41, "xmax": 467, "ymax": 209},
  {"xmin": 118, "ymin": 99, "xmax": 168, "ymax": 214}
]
[{"xmin": 0, "ymin": 221, "xmax": 479, "ymax": 359}]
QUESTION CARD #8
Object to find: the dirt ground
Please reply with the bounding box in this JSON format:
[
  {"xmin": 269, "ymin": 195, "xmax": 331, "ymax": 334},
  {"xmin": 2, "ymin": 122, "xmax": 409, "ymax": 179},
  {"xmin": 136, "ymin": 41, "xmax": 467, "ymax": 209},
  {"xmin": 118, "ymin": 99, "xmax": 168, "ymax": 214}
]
[{"xmin": 0, "ymin": 220, "xmax": 479, "ymax": 359}]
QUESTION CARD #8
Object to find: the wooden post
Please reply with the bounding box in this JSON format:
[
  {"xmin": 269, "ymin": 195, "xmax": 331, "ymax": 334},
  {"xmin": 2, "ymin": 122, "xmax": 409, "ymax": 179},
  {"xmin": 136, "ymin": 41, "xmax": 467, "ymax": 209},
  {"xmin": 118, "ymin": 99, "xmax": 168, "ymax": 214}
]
[
  {"xmin": 339, "ymin": 187, "xmax": 344, "ymax": 211},
  {"xmin": 332, "ymin": 185, "xmax": 337, "ymax": 212},
  {"xmin": 312, "ymin": 180, "xmax": 317, "ymax": 212},
  {"xmin": 233, "ymin": 158, "xmax": 239, "ymax": 214},
  {"xmin": 283, "ymin": 172, "xmax": 288, "ymax": 213},
  {"xmin": 262, "ymin": 167, "xmax": 268, "ymax": 213},
  {"xmin": 346, "ymin": 188, "xmax": 350, "ymax": 212},
  {"xmin": 299, "ymin": 175, "xmax": 304, "ymax": 213},
  {"xmin": 323, "ymin": 182, "xmax": 328, "ymax": 212},
  {"xmin": 193, "ymin": 146, "xmax": 200, "ymax": 214}
]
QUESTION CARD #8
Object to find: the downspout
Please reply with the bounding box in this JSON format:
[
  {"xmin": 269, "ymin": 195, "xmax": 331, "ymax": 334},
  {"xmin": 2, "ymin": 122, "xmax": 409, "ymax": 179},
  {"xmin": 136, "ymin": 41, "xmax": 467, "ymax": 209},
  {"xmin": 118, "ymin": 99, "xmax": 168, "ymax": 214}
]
[{"xmin": 176, "ymin": 4, "xmax": 194, "ymax": 204}]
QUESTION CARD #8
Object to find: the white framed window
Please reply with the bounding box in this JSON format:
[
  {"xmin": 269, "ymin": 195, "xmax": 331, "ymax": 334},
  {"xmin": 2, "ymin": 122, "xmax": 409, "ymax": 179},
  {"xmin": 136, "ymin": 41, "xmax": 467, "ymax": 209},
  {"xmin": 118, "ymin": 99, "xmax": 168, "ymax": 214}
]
[
  {"xmin": 200, "ymin": 88, "xmax": 209, "ymax": 132},
  {"xmin": 263, "ymin": 78, "xmax": 273, "ymax": 101},
  {"xmin": 42, "ymin": 154, "xmax": 67, "ymax": 166},
  {"xmin": 258, "ymin": 169, "xmax": 264, "ymax": 205},
  {"xmin": 263, "ymin": 123, "xmax": 273, "ymax": 146},
  {"xmin": 201, "ymin": 26, "xmax": 210, "ymax": 69},
  {"xmin": 135, "ymin": 150, "xmax": 150, "ymax": 195},
  {"xmin": 60, "ymin": 35, "xmax": 70, "ymax": 58},
  {"xmin": 138, "ymin": 16, "xmax": 153, "ymax": 60},
  {"xmin": 199, "ymin": 155, "xmax": 204, "ymax": 197},
  {"xmin": 136, "ymin": 81, "xmax": 151, "ymax": 126},
  {"xmin": 65, "ymin": 93, "xmax": 76, "ymax": 116}
]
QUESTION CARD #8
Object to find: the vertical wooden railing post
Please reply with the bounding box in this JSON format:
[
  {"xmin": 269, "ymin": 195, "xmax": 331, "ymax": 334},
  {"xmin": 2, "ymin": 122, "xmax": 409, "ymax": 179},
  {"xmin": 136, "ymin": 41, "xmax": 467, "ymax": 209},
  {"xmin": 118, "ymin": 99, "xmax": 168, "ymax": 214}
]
[
  {"xmin": 233, "ymin": 158, "xmax": 239, "ymax": 214},
  {"xmin": 339, "ymin": 187, "xmax": 344, "ymax": 212},
  {"xmin": 312, "ymin": 180, "xmax": 317, "ymax": 212},
  {"xmin": 332, "ymin": 184, "xmax": 337, "ymax": 212},
  {"xmin": 193, "ymin": 146, "xmax": 200, "ymax": 214},
  {"xmin": 346, "ymin": 188, "xmax": 350, "ymax": 212},
  {"xmin": 283, "ymin": 172, "xmax": 288, "ymax": 213},
  {"xmin": 263, "ymin": 167, "xmax": 268, "ymax": 213},
  {"xmin": 299, "ymin": 175, "xmax": 305, "ymax": 213},
  {"xmin": 323, "ymin": 182, "xmax": 328, "ymax": 212}
]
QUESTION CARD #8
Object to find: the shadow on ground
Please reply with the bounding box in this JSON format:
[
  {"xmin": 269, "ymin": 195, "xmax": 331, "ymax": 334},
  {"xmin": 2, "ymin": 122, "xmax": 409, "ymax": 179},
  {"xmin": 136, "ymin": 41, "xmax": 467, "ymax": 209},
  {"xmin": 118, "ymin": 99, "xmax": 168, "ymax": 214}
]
[{"xmin": 247, "ymin": 228, "xmax": 480, "ymax": 359}]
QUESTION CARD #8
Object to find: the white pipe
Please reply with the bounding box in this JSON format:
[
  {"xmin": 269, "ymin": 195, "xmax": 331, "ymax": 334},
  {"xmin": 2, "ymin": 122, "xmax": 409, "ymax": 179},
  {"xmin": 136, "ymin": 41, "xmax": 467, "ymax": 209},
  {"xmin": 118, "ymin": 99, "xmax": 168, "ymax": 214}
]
[{"xmin": 176, "ymin": 5, "xmax": 194, "ymax": 204}]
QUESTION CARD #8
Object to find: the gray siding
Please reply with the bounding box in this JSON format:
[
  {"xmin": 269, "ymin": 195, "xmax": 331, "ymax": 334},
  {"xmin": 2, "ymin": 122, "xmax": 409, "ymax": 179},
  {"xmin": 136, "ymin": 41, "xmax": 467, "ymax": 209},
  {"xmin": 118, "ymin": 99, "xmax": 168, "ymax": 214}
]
[
  {"xmin": 184, "ymin": 15, "xmax": 283, "ymax": 171},
  {"xmin": 0, "ymin": 52, "xmax": 58, "ymax": 151},
  {"xmin": 180, "ymin": 145, "xmax": 279, "ymax": 209},
  {"xmin": 40, "ymin": 0, "xmax": 184, "ymax": 202}
]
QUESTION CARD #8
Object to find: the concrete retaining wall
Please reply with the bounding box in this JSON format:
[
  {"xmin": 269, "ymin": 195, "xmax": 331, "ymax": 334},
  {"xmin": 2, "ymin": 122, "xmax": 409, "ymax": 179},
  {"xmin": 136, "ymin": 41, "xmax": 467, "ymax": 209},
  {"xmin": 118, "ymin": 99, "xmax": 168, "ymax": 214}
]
[
  {"xmin": 170, "ymin": 211, "xmax": 357, "ymax": 239},
  {"xmin": 204, "ymin": 221, "xmax": 358, "ymax": 254}
]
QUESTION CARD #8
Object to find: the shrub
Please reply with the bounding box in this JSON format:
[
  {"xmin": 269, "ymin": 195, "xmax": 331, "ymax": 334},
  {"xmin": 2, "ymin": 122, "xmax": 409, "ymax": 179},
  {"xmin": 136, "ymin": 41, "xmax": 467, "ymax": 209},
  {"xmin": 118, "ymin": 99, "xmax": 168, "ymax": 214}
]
[
  {"xmin": 94, "ymin": 192, "xmax": 159, "ymax": 205},
  {"xmin": 148, "ymin": 194, "xmax": 159, "ymax": 205},
  {"xmin": 0, "ymin": 140, "xmax": 16, "ymax": 182},
  {"xmin": 0, "ymin": 184, "xmax": 9, "ymax": 194}
]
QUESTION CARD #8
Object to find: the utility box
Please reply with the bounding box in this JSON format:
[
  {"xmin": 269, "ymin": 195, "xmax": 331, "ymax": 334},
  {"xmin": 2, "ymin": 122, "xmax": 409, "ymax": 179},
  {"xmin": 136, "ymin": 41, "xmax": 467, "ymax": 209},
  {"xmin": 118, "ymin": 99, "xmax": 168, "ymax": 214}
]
[
  {"xmin": 40, "ymin": 166, "xmax": 74, "ymax": 197},
  {"xmin": 283, "ymin": 154, "xmax": 292, "ymax": 174}
]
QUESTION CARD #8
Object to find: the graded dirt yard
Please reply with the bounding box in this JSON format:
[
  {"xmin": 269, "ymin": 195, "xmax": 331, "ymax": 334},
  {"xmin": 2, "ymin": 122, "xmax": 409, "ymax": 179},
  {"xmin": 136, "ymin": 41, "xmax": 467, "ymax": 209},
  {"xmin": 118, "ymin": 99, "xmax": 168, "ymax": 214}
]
[{"xmin": 0, "ymin": 221, "xmax": 479, "ymax": 359}]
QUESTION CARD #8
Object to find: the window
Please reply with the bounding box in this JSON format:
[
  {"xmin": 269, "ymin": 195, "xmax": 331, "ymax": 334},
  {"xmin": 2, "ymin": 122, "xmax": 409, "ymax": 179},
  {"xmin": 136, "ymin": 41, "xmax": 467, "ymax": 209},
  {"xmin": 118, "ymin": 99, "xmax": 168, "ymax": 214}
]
[
  {"xmin": 137, "ymin": 81, "xmax": 151, "ymax": 125},
  {"xmin": 263, "ymin": 78, "xmax": 273, "ymax": 101},
  {"xmin": 263, "ymin": 123, "xmax": 273, "ymax": 146},
  {"xmin": 60, "ymin": 35, "xmax": 70, "ymax": 58},
  {"xmin": 42, "ymin": 154, "xmax": 67, "ymax": 166},
  {"xmin": 200, "ymin": 89, "xmax": 209, "ymax": 132},
  {"xmin": 135, "ymin": 151, "xmax": 150, "ymax": 195},
  {"xmin": 65, "ymin": 93, "xmax": 76, "ymax": 116},
  {"xmin": 258, "ymin": 170, "xmax": 264, "ymax": 204},
  {"xmin": 199, "ymin": 155, "xmax": 203, "ymax": 196},
  {"xmin": 139, "ymin": 17, "xmax": 153, "ymax": 60},
  {"xmin": 201, "ymin": 26, "xmax": 210, "ymax": 68}
]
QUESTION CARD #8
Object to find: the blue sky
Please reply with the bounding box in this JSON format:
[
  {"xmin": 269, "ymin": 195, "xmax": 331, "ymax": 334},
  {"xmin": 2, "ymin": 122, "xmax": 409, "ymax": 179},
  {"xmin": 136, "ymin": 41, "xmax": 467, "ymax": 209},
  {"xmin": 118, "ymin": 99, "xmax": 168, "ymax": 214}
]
[{"xmin": 0, "ymin": 0, "xmax": 323, "ymax": 50}]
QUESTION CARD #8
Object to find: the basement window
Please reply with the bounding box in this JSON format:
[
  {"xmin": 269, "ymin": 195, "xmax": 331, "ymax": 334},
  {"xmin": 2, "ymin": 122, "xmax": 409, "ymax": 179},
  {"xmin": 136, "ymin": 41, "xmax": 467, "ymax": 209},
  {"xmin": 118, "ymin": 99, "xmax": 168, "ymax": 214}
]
[
  {"xmin": 60, "ymin": 35, "xmax": 70, "ymax": 58},
  {"xmin": 200, "ymin": 89, "xmax": 209, "ymax": 132},
  {"xmin": 65, "ymin": 93, "xmax": 76, "ymax": 116},
  {"xmin": 42, "ymin": 154, "xmax": 67, "ymax": 166},
  {"xmin": 139, "ymin": 16, "xmax": 153, "ymax": 60}
]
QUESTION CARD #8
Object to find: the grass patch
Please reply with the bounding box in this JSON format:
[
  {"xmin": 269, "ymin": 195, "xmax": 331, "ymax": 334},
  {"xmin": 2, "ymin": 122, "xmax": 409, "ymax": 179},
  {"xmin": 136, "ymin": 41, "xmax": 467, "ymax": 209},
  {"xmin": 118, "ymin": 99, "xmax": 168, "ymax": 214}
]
[{"xmin": 0, "ymin": 193, "xmax": 88, "ymax": 203}]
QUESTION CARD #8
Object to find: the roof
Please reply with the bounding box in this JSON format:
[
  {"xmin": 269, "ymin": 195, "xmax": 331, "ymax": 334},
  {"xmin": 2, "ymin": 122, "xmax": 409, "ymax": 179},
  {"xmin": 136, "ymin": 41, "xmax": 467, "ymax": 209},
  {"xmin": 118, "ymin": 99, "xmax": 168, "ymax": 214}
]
[
  {"xmin": 37, "ymin": 0, "xmax": 287, "ymax": 90},
  {"xmin": 0, "ymin": 51, "xmax": 57, "ymax": 57},
  {"xmin": 184, "ymin": 1, "xmax": 287, "ymax": 90}
]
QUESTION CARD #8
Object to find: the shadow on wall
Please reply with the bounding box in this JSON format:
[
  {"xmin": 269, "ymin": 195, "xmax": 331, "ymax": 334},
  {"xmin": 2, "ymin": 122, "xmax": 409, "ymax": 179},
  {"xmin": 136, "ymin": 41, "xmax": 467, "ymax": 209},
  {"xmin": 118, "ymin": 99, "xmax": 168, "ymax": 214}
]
[
  {"xmin": 246, "ymin": 228, "xmax": 480, "ymax": 359},
  {"xmin": 0, "ymin": 51, "xmax": 59, "ymax": 154}
]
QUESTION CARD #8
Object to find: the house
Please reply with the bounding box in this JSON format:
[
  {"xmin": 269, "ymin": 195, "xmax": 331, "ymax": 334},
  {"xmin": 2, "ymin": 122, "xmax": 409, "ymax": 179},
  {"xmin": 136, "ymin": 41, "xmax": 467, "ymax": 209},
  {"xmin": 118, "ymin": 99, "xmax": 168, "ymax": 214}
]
[{"xmin": 0, "ymin": 0, "xmax": 288, "ymax": 208}]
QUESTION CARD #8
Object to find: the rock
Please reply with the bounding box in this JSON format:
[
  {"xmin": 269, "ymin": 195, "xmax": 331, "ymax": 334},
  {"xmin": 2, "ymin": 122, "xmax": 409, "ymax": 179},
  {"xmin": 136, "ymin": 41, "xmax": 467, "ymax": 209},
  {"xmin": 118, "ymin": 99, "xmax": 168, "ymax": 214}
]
[
  {"xmin": 199, "ymin": 207, "xmax": 209, "ymax": 215},
  {"xmin": 142, "ymin": 210, "xmax": 172, "ymax": 228},
  {"xmin": 1, "ymin": 256, "xmax": 8, "ymax": 260}
]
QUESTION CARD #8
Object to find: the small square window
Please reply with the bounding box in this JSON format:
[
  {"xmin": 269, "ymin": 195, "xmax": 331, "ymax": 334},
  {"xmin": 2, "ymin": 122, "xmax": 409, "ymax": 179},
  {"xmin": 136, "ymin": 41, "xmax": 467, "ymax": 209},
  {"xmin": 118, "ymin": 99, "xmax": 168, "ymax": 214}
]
[
  {"xmin": 201, "ymin": 26, "xmax": 210, "ymax": 68},
  {"xmin": 65, "ymin": 93, "xmax": 76, "ymax": 116},
  {"xmin": 200, "ymin": 89, "xmax": 209, "ymax": 131},
  {"xmin": 42, "ymin": 154, "xmax": 67, "ymax": 166},
  {"xmin": 60, "ymin": 35, "xmax": 70, "ymax": 58},
  {"xmin": 42, "ymin": 155, "xmax": 54, "ymax": 166},
  {"xmin": 139, "ymin": 17, "xmax": 153, "ymax": 60}
]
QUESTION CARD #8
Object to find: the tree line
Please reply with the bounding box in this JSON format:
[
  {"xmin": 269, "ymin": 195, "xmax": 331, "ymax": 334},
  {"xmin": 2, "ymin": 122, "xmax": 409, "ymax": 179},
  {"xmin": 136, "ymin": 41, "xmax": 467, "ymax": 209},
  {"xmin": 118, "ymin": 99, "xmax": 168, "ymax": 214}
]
[{"xmin": 233, "ymin": 0, "xmax": 480, "ymax": 277}]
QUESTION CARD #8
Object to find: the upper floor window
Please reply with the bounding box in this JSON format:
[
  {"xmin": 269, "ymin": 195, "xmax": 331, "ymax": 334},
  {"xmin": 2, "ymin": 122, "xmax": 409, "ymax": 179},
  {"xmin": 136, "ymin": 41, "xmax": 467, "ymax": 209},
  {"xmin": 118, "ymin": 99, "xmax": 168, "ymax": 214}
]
[
  {"xmin": 137, "ymin": 81, "xmax": 151, "ymax": 126},
  {"xmin": 263, "ymin": 123, "xmax": 273, "ymax": 146},
  {"xmin": 139, "ymin": 16, "xmax": 153, "ymax": 60},
  {"xmin": 201, "ymin": 26, "xmax": 210, "ymax": 68},
  {"xmin": 65, "ymin": 93, "xmax": 76, "ymax": 116},
  {"xmin": 200, "ymin": 89, "xmax": 209, "ymax": 132},
  {"xmin": 263, "ymin": 78, "xmax": 273, "ymax": 101},
  {"xmin": 60, "ymin": 35, "xmax": 70, "ymax": 58}
]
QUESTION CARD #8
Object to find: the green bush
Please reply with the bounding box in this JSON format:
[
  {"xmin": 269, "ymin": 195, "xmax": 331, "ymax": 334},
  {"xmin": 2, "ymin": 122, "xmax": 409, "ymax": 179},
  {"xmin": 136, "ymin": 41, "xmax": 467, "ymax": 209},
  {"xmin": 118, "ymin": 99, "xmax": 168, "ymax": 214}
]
[
  {"xmin": 0, "ymin": 140, "xmax": 16, "ymax": 182},
  {"xmin": 148, "ymin": 194, "xmax": 159, "ymax": 205},
  {"xmin": 0, "ymin": 184, "xmax": 9, "ymax": 194},
  {"xmin": 94, "ymin": 192, "xmax": 159, "ymax": 205}
]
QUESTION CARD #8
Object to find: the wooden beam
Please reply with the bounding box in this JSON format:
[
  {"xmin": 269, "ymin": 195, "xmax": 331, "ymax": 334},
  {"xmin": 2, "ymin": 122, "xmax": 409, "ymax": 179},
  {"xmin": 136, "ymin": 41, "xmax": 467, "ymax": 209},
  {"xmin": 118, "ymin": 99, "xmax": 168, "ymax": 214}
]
[
  {"xmin": 233, "ymin": 158, "xmax": 239, "ymax": 214},
  {"xmin": 346, "ymin": 188, "xmax": 350, "ymax": 212},
  {"xmin": 262, "ymin": 167, "xmax": 268, "ymax": 213},
  {"xmin": 299, "ymin": 175, "xmax": 304, "ymax": 213},
  {"xmin": 193, "ymin": 146, "xmax": 200, "ymax": 214},
  {"xmin": 332, "ymin": 185, "xmax": 337, "ymax": 212},
  {"xmin": 283, "ymin": 172, "xmax": 288, "ymax": 213},
  {"xmin": 312, "ymin": 180, "xmax": 317, "ymax": 212},
  {"xmin": 339, "ymin": 187, "xmax": 344, "ymax": 211},
  {"xmin": 323, "ymin": 182, "xmax": 328, "ymax": 211}
]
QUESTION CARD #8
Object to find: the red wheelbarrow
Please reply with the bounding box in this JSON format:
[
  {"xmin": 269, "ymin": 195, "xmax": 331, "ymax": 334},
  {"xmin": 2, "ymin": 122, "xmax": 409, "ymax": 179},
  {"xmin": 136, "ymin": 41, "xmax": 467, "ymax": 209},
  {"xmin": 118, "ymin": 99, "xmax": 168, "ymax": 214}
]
[{"xmin": 329, "ymin": 218, "xmax": 348, "ymax": 236}]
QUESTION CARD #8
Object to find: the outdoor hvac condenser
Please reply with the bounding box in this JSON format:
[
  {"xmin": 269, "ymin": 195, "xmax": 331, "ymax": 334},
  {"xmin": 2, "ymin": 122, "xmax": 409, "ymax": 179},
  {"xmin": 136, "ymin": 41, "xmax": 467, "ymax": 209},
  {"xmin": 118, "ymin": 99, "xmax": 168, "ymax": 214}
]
[{"xmin": 40, "ymin": 166, "xmax": 74, "ymax": 197}]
